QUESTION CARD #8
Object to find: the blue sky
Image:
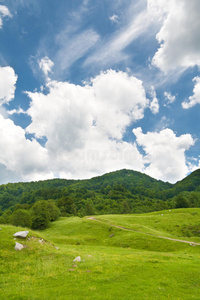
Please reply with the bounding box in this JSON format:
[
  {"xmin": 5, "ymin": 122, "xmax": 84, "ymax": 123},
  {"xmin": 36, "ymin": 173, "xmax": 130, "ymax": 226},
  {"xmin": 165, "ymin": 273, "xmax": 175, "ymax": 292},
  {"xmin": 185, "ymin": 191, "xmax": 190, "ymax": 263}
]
[{"xmin": 0, "ymin": 0, "xmax": 200, "ymax": 184}]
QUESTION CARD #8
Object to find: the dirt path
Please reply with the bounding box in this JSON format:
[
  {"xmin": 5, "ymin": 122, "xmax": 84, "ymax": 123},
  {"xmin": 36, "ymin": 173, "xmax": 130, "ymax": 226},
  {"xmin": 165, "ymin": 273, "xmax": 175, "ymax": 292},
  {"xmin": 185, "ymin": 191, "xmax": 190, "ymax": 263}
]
[{"xmin": 87, "ymin": 216, "xmax": 200, "ymax": 246}]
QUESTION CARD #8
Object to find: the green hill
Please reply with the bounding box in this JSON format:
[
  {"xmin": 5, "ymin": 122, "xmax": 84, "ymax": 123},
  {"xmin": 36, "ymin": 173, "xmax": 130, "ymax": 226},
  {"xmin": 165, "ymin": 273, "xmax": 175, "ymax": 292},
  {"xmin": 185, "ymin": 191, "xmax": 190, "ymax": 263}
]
[
  {"xmin": 1, "ymin": 208, "xmax": 200, "ymax": 299},
  {"xmin": 0, "ymin": 169, "xmax": 200, "ymax": 225}
]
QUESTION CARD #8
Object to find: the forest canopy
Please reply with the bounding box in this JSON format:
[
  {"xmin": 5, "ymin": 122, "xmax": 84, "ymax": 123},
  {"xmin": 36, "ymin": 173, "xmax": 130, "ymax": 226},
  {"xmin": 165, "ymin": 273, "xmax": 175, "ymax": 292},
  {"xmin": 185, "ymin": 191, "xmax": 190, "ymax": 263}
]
[{"xmin": 0, "ymin": 169, "xmax": 200, "ymax": 229}]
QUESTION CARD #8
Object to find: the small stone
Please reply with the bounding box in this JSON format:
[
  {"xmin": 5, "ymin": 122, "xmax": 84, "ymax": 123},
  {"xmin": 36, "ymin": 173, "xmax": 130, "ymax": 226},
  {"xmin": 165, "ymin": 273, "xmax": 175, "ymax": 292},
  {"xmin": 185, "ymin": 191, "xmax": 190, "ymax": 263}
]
[
  {"xmin": 73, "ymin": 256, "xmax": 81, "ymax": 262},
  {"xmin": 55, "ymin": 246, "xmax": 59, "ymax": 250},
  {"xmin": 15, "ymin": 242, "xmax": 24, "ymax": 251},
  {"xmin": 109, "ymin": 234, "xmax": 115, "ymax": 238},
  {"xmin": 13, "ymin": 231, "xmax": 29, "ymax": 239}
]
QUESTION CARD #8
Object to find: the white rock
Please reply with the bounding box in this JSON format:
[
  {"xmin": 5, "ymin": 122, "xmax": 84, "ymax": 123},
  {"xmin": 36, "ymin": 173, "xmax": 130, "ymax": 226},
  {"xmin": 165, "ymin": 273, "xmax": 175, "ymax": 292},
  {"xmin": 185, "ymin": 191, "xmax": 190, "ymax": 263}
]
[
  {"xmin": 73, "ymin": 256, "xmax": 81, "ymax": 262},
  {"xmin": 13, "ymin": 231, "xmax": 29, "ymax": 238},
  {"xmin": 15, "ymin": 242, "xmax": 24, "ymax": 251}
]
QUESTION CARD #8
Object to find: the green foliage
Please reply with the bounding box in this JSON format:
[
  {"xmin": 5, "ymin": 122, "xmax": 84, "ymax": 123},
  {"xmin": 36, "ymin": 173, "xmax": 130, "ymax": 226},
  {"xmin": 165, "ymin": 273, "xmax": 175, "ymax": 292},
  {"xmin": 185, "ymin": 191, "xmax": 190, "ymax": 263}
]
[
  {"xmin": 46, "ymin": 200, "xmax": 60, "ymax": 221},
  {"xmin": 175, "ymin": 194, "xmax": 189, "ymax": 208},
  {"xmin": 85, "ymin": 199, "xmax": 96, "ymax": 215},
  {"xmin": 0, "ymin": 209, "xmax": 12, "ymax": 224},
  {"xmin": 10, "ymin": 209, "xmax": 31, "ymax": 228},
  {"xmin": 0, "ymin": 169, "xmax": 200, "ymax": 220},
  {"xmin": 31, "ymin": 200, "xmax": 51, "ymax": 230},
  {"xmin": 57, "ymin": 196, "xmax": 76, "ymax": 216}
]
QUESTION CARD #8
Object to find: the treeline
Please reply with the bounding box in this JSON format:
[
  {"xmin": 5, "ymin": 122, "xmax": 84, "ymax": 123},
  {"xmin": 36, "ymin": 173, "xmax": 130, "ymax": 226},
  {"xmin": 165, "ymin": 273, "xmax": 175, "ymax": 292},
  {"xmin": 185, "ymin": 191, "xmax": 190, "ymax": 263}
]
[{"xmin": 0, "ymin": 169, "xmax": 200, "ymax": 229}]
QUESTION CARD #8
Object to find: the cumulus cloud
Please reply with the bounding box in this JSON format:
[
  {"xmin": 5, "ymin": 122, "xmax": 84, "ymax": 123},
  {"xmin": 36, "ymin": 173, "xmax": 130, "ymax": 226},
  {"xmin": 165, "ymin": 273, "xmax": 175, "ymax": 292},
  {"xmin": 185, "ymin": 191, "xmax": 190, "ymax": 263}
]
[
  {"xmin": 182, "ymin": 76, "xmax": 200, "ymax": 109},
  {"xmin": 149, "ymin": 0, "xmax": 200, "ymax": 72},
  {"xmin": 133, "ymin": 127, "xmax": 195, "ymax": 183},
  {"xmin": 0, "ymin": 114, "xmax": 53, "ymax": 182},
  {"xmin": 0, "ymin": 66, "xmax": 18, "ymax": 105},
  {"xmin": 25, "ymin": 70, "xmax": 148, "ymax": 179},
  {"xmin": 0, "ymin": 5, "xmax": 11, "ymax": 28}
]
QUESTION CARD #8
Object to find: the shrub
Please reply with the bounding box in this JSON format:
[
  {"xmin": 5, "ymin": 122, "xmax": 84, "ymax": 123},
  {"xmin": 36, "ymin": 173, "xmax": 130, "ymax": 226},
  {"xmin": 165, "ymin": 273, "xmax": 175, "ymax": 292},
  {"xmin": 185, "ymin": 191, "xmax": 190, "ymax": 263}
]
[
  {"xmin": 10, "ymin": 209, "xmax": 31, "ymax": 228},
  {"xmin": 46, "ymin": 200, "xmax": 60, "ymax": 221},
  {"xmin": 31, "ymin": 201, "xmax": 50, "ymax": 230}
]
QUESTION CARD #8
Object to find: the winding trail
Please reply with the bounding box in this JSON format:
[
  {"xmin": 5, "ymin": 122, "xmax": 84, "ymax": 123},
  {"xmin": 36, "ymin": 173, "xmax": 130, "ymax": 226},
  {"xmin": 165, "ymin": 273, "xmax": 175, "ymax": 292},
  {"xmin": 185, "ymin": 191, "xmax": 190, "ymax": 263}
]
[{"xmin": 87, "ymin": 216, "xmax": 200, "ymax": 246}]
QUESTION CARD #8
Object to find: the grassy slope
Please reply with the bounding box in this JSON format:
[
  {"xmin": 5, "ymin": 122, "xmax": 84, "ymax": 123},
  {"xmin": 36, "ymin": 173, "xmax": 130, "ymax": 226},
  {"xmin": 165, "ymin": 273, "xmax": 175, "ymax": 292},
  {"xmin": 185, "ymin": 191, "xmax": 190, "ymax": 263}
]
[{"xmin": 1, "ymin": 209, "xmax": 200, "ymax": 299}]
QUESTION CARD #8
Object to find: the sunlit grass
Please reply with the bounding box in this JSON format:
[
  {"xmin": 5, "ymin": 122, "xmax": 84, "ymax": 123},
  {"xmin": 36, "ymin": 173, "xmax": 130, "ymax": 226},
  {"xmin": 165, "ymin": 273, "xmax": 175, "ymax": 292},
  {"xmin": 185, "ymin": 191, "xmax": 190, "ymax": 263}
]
[{"xmin": 0, "ymin": 209, "xmax": 200, "ymax": 299}]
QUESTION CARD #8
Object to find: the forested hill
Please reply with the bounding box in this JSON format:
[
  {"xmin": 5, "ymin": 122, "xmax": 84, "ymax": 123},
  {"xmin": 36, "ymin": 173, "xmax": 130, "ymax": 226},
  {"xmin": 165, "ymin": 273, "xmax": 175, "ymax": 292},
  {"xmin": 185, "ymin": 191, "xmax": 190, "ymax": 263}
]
[{"xmin": 0, "ymin": 169, "xmax": 200, "ymax": 220}]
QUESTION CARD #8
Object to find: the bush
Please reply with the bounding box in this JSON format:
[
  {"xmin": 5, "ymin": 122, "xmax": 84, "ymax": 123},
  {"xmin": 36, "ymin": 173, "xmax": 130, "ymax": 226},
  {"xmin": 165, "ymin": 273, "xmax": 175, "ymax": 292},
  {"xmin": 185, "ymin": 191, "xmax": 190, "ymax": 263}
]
[
  {"xmin": 0, "ymin": 216, "xmax": 6, "ymax": 224},
  {"xmin": 175, "ymin": 195, "xmax": 189, "ymax": 208},
  {"xmin": 46, "ymin": 200, "xmax": 60, "ymax": 221},
  {"xmin": 31, "ymin": 201, "xmax": 50, "ymax": 230},
  {"xmin": 30, "ymin": 200, "xmax": 60, "ymax": 230},
  {"xmin": 0, "ymin": 210, "xmax": 12, "ymax": 224},
  {"xmin": 10, "ymin": 209, "xmax": 31, "ymax": 228}
]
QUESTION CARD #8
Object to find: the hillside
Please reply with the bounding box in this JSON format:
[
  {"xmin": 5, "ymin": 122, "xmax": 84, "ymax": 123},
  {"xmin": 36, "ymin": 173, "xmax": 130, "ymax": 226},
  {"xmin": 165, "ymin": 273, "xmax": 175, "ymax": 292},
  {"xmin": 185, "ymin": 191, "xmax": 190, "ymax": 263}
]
[
  {"xmin": 1, "ymin": 209, "xmax": 200, "ymax": 299},
  {"xmin": 0, "ymin": 169, "xmax": 200, "ymax": 226}
]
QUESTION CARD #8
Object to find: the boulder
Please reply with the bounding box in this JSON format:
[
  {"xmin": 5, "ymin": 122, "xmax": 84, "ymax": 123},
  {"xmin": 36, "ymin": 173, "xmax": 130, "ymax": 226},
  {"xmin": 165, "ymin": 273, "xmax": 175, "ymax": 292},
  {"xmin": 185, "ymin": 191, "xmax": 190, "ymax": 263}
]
[
  {"xmin": 13, "ymin": 231, "xmax": 29, "ymax": 238},
  {"xmin": 73, "ymin": 256, "xmax": 81, "ymax": 262},
  {"xmin": 15, "ymin": 242, "xmax": 24, "ymax": 251}
]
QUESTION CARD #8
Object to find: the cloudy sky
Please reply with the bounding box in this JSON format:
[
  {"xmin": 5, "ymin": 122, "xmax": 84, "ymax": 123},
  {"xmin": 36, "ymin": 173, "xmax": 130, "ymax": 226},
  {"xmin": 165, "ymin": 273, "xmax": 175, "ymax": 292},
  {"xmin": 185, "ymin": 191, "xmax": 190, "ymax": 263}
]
[{"xmin": 0, "ymin": 0, "xmax": 200, "ymax": 184}]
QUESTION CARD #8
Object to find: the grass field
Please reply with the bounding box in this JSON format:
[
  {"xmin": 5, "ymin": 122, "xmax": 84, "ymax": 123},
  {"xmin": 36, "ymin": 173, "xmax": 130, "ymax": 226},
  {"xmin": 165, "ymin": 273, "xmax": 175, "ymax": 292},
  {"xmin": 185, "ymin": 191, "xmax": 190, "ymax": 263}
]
[{"xmin": 0, "ymin": 208, "xmax": 200, "ymax": 299}]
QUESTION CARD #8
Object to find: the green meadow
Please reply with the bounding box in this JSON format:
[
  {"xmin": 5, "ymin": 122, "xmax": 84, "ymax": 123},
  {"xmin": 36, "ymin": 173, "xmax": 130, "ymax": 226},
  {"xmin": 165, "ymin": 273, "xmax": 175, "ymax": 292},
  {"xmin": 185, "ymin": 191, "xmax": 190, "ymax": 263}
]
[{"xmin": 1, "ymin": 208, "xmax": 200, "ymax": 299}]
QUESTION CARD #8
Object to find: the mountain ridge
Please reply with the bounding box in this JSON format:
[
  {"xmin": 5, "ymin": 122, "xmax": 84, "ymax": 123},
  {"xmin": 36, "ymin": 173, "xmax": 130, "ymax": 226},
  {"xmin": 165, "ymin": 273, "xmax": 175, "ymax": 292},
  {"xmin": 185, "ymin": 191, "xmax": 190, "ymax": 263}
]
[{"xmin": 0, "ymin": 168, "xmax": 199, "ymax": 218}]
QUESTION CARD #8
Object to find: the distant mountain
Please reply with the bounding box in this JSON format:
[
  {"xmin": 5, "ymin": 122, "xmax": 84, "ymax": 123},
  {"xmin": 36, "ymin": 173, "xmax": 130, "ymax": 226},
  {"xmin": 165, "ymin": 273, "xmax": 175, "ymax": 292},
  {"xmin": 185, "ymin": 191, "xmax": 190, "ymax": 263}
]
[
  {"xmin": 0, "ymin": 169, "xmax": 200, "ymax": 216},
  {"xmin": 174, "ymin": 169, "xmax": 200, "ymax": 192}
]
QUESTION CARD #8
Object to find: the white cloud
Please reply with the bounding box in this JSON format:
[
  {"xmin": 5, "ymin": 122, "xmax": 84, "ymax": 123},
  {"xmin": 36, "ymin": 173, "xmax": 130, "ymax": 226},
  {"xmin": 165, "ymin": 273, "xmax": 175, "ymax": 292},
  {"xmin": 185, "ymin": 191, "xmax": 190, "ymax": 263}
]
[
  {"xmin": 149, "ymin": 85, "xmax": 159, "ymax": 114},
  {"xmin": 164, "ymin": 91, "xmax": 176, "ymax": 106},
  {"xmin": 0, "ymin": 5, "xmax": 11, "ymax": 28},
  {"xmin": 0, "ymin": 66, "xmax": 17, "ymax": 105},
  {"xmin": 54, "ymin": 28, "xmax": 99, "ymax": 72},
  {"xmin": 109, "ymin": 14, "xmax": 119, "ymax": 23},
  {"xmin": 0, "ymin": 114, "xmax": 53, "ymax": 182},
  {"xmin": 133, "ymin": 127, "xmax": 195, "ymax": 183},
  {"xmin": 25, "ymin": 70, "xmax": 148, "ymax": 179},
  {"xmin": 85, "ymin": 8, "xmax": 152, "ymax": 67},
  {"xmin": 182, "ymin": 76, "xmax": 200, "ymax": 109},
  {"xmin": 149, "ymin": 0, "xmax": 200, "ymax": 72},
  {"xmin": 7, "ymin": 107, "xmax": 26, "ymax": 115},
  {"xmin": 39, "ymin": 56, "xmax": 54, "ymax": 78},
  {"xmin": 155, "ymin": 116, "xmax": 172, "ymax": 131}
]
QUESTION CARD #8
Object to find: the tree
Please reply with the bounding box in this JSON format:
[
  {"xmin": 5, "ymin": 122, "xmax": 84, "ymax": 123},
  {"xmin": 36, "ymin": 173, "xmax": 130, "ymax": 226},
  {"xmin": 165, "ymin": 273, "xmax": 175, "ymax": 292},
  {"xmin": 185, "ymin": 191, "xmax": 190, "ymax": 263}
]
[
  {"xmin": 10, "ymin": 209, "xmax": 31, "ymax": 228},
  {"xmin": 175, "ymin": 194, "xmax": 189, "ymax": 208},
  {"xmin": 57, "ymin": 196, "xmax": 76, "ymax": 216},
  {"xmin": 85, "ymin": 199, "xmax": 96, "ymax": 216},
  {"xmin": 0, "ymin": 209, "xmax": 12, "ymax": 224},
  {"xmin": 121, "ymin": 200, "xmax": 131, "ymax": 214},
  {"xmin": 31, "ymin": 200, "xmax": 50, "ymax": 230},
  {"xmin": 46, "ymin": 200, "xmax": 60, "ymax": 221}
]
